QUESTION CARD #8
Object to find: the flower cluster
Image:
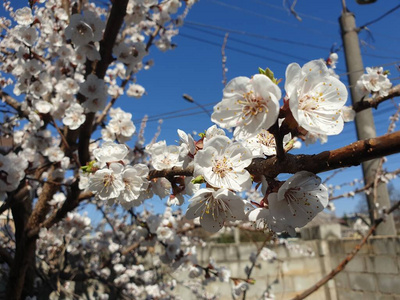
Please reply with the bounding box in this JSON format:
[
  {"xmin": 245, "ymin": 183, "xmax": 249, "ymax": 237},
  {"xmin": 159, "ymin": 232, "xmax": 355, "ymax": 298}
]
[
  {"xmin": 356, "ymin": 66, "xmax": 392, "ymax": 98},
  {"xmin": 86, "ymin": 142, "xmax": 149, "ymax": 208}
]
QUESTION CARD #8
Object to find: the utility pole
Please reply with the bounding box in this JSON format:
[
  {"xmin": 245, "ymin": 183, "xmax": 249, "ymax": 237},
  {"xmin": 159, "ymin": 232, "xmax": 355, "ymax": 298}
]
[{"xmin": 339, "ymin": 6, "xmax": 396, "ymax": 235}]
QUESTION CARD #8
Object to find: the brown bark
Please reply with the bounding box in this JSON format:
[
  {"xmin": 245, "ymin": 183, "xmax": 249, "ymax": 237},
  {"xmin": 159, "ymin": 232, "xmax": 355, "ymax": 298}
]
[
  {"xmin": 353, "ymin": 84, "xmax": 400, "ymax": 112},
  {"xmin": 148, "ymin": 131, "xmax": 400, "ymax": 180}
]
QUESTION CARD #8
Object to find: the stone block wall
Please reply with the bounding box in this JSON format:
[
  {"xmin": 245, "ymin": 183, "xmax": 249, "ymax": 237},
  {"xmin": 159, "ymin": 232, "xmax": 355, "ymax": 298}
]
[
  {"xmin": 172, "ymin": 236, "xmax": 400, "ymax": 300},
  {"xmin": 330, "ymin": 237, "xmax": 400, "ymax": 300}
]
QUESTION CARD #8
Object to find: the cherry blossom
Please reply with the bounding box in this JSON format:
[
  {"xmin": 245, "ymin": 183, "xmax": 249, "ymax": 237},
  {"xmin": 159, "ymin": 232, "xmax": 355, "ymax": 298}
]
[
  {"xmin": 194, "ymin": 136, "xmax": 252, "ymax": 191},
  {"xmin": 211, "ymin": 74, "xmax": 281, "ymax": 140},
  {"xmin": 146, "ymin": 140, "xmax": 184, "ymax": 170},
  {"xmin": 186, "ymin": 188, "xmax": 246, "ymax": 233},
  {"xmin": 89, "ymin": 163, "xmax": 125, "ymax": 200},
  {"xmin": 242, "ymin": 128, "xmax": 292, "ymax": 157},
  {"xmin": 285, "ymin": 59, "xmax": 348, "ymax": 136},
  {"xmin": 93, "ymin": 142, "xmax": 129, "ymax": 168},
  {"xmin": 356, "ymin": 66, "xmax": 392, "ymax": 98},
  {"xmin": 62, "ymin": 103, "xmax": 86, "ymax": 130},
  {"xmin": 268, "ymin": 171, "xmax": 328, "ymax": 229},
  {"xmin": 65, "ymin": 14, "xmax": 95, "ymax": 46},
  {"xmin": 14, "ymin": 7, "xmax": 33, "ymax": 25}
]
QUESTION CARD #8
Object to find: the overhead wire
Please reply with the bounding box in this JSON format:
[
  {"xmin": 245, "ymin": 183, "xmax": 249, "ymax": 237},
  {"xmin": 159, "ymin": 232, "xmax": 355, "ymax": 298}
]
[
  {"xmin": 359, "ymin": 4, "xmax": 400, "ymax": 29},
  {"xmin": 207, "ymin": 0, "xmax": 338, "ymax": 38},
  {"xmin": 185, "ymin": 21, "xmax": 399, "ymax": 62},
  {"xmin": 249, "ymin": 0, "xmax": 338, "ymax": 25},
  {"xmin": 184, "ymin": 25, "xmax": 311, "ymax": 63},
  {"xmin": 185, "ymin": 21, "xmax": 329, "ymax": 51},
  {"xmin": 178, "ymin": 33, "xmax": 289, "ymax": 66}
]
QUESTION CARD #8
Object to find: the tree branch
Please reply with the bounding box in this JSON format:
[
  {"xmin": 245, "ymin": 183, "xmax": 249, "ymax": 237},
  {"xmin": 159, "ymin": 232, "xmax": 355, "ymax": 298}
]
[
  {"xmin": 78, "ymin": 0, "xmax": 129, "ymax": 166},
  {"xmin": 353, "ymin": 84, "xmax": 400, "ymax": 112},
  {"xmin": 149, "ymin": 131, "xmax": 400, "ymax": 180},
  {"xmin": 0, "ymin": 89, "xmax": 29, "ymax": 119}
]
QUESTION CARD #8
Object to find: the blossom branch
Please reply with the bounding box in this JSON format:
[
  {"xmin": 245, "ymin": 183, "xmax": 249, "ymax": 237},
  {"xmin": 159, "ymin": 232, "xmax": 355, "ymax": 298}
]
[
  {"xmin": 149, "ymin": 131, "xmax": 400, "ymax": 180},
  {"xmin": 93, "ymin": 76, "xmax": 131, "ymax": 129},
  {"xmin": 78, "ymin": 0, "xmax": 129, "ymax": 166},
  {"xmin": 353, "ymin": 84, "xmax": 400, "ymax": 112},
  {"xmin": 291, "ymin": 200, "xmax": 400, "ymax": 300}
]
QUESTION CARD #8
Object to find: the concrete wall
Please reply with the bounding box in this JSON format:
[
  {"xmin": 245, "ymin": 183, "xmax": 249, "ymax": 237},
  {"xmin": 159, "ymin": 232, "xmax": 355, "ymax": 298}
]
[
  {"xmin": 172, "ymin": 236, "xmax": 400, "ymax": 300},
  {"xmin": 330, "ymin": 237, "xmax": 400, "ymax": 300}
]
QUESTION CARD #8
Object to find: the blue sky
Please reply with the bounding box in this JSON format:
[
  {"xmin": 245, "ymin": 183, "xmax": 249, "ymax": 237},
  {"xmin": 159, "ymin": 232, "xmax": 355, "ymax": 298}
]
[{"xmin": 3, "ymin": 0, "xmax": 400, "ymax": 217}]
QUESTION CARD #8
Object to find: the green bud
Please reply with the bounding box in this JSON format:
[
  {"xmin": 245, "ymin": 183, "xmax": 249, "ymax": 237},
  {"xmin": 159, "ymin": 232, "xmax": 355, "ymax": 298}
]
[
  {"xmin": 81, "ymin": 160, "xmax": 98, "ymax": 174},
  {"xmin": 258, "ymin": 67, "xmax": 281, "ymax": 85},
  {"xmin": 191, "ymin": 175, "xmax": 205, "ymax": 184},
  {"xmin": 199, "ymin": 132, "xmax": 206, "ymax": 138}
]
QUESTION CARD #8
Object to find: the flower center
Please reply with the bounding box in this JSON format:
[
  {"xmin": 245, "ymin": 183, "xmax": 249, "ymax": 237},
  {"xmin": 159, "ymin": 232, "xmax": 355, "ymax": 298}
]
[
  {"xmin": 298, "ymin": 90, "xmax": 323, "ymax": 111},
  {"xmin": 257, "ymin": 131, "xmax": 275, "ymax": 147},
  {"xmin": 197, "ymin": 194, "xmax": 231, "ymax": 221},
  {"xmin": 239, "ymin": 91, "xmax": 269, "ymax": 119},
  {"xmin": 212, "ymin": 156, "xmax": 232, "ymax": 178}
]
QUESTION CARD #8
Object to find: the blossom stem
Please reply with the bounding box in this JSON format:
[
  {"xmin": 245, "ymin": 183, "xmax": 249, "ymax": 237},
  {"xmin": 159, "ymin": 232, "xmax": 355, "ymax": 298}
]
[{"xmin": 268, "ymin": 121, "xmax": 285, "ymax": 161}]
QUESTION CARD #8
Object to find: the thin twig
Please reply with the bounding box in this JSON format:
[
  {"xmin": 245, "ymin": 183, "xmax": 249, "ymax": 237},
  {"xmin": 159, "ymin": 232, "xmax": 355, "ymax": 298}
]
[
  {"xmin": 221, "ymin": 33, "xmax": 229, "ymax": 86},
  {"xmin": 242, "ymin": 237, "xmax": 271, "ymax": 300},
  {"xmin": 291, "ymin": 200, "xmax": 400, "ymax": 300}
]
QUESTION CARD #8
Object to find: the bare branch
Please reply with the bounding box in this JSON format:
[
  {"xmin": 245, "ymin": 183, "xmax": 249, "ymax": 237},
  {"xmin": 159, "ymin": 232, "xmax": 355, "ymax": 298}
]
[
  {"xmin": 221, "ymin": 33, "xmax": 229, "ymax": 86},
  {"xmin": 291, "ymin": 200, "xmax": 400, "ymax": 300},
  {"xmin": 0, "ymin": 89, "xmax": 29, "ymax": 119}
]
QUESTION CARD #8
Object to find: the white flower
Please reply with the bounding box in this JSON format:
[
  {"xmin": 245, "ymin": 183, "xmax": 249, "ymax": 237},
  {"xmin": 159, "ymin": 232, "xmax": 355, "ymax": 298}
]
[
  {"xmin": 15, "ymin": 7, "xmax": 33, "ymax": 25},
  {"xmin": 43, "ymin": 146, "xmax": 64, "ymax": 162},
  {"xmin": 126, "ymin": 83, "xmax": 145, "ymax": 98},
  {"xmin": 17, "ymin": 26, "xmax": 38, "ymax": 46},
  {"xmin": 259, "ymin": 247, "xmax": 277, "ymax": 262},
  {"xmin": 341, "ymin": 105, "xmax": 355, "ymax": 122},
  {"xmin": 188, "ymin": 265, "xmax": 203, "ymax": 278},
  {"xmin": 93, "ymin": 142, "xmax": 129, "ymax": 167},
  {"xmin": 63, "ymin": 103, "xmax": 86, "ymax": 130},
  {"xmin": 356, "ymin": 67, "xmax": 392, "ymax": 97},
  {"xmin": 34, "ymin": 100, "xmax": 52, "ymax": 114},
  {"xmin": 233, "ymin": 282, "xmax": 249, "ymax": 298},
  {"xmin": 204, "ymin": 124, "xmax": 226, "ymax": 143},
  {"xmin": 186, "ymin": 188, "xmax": 246, "ymax": 233},
  {"xmin": 65, "ymin": 14, "xmax": 94, "ymax": 46},
  {"xmin": 268, "ymin": 171, "xmax": 328, "ymax": 229},
  {"xmin": 212, "ymin": 74, "xmax": 281, "ymax": 139},
  {"xmin": 89, "ymin": 163, "xmax": 124, "ymax": 200},
  {"xmin": 146, "ymin": 141, "xmax": 183, "ymax": 170},
  {"xmin": 243, "ymin": 128, "xmax": 291, "ymax": 157},
  {"xmin": 82, "ymin": 10, "xmax": 105, "ymax": 42},
  {"xmin": 285, "ymin": 59, "xmax": 347, "ymax": 136},
  {"xmin": 194, "ymin": 136, "xmax": 252, "ymax": 191},
  {"xmin": 151, "ymin": 177, "xmax": 172, "ymax": 199},
  {"xmin": 25, "ymin": 59, "xmax": 43, "ymax": 76},
  {"xmin": 117, "ymin": 164, "xmax": 149, "ymax": 206},
  {"xmin": 79, "ymin": 74, "xmax": 105, "ymax": 100}
]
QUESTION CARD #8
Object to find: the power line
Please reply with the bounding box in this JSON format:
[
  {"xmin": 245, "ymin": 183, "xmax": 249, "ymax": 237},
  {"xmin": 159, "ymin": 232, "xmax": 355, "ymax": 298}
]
[
  {"xmin": 207, "ymin": 0, "xmax": 338, "ymax": 39},
  {"xmin": 185, "ymin": 21, "xmax": 397, "ymax": 63},
  {"xmin": 185, "ymin": 21, "xmax": 330, "ymax": 51},
  {"xmin": 178, "ymin": 33, "xmax": 289, "ymax": 66},
  {"xmin": 184, "ymin": 25, "xmax": 311, "ymax": 63},
  {"xmin": 249, "ymin": 0, "xmax": 337, "ymax": 25},
  {"xmin": 359, "ymin": 4, "xmax": 400, "ymax": 29}
]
